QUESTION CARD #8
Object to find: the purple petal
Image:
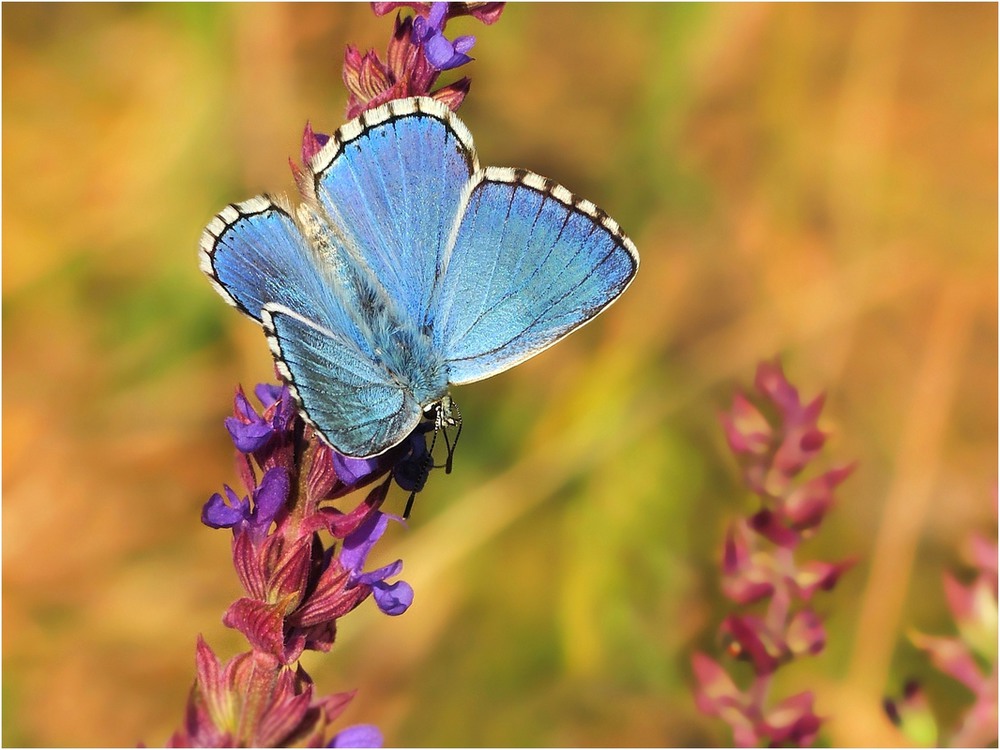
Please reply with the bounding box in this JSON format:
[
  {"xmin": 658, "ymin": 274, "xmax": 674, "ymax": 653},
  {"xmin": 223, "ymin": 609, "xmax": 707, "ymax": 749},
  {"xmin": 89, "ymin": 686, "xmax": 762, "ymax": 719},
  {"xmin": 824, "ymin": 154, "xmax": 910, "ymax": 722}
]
[
  {"xmin": 332, "ymin": 451, "xmax": 384, "ymax": 487},
  {"xmin": 341, "ymin": 512, "xmax": 389, "ymax": 574},
  {"xmin": 254, "ymin": 382, "xmax": 285, "ymax": 408},
  {"xmin": 452, "ymin": 34, "xmax": 476, "ymax": 54},
  {"xmin": 422, "ymin": 32, "xmax": 456, "ymax": 67},
  {"xmin": 372, "ymin": 580, "xmax": 414, "ymax": 616},
  {"xmin": 202, "ymin": 486, "xmax": 248, "ymax": 529},
  {"xmin": 250, "ymin": 467, "xmax": 289, "ymax": 534},
  {"xmin": 329, "ymin": 724, "xmax": 383, "ymax": 748},
  {"xmin": 427, "ymin": 1, "xmax": 447, "ymax": 29},
  {"xmin": 353, "ymin": 559, "xmax": 403, "ymax": 587},
  {"xmin": 421, "ymin": 31, "xmax": 474, "ymax": 70},
  {"xmin": 412, "ymin": 14, "xmax": 430, "ymax": 42},
  {"xmin": 225, "ymin": 416, "xmax": 274, "ymax": 453},
  {"xmin": 233, "ymin": 389, "xmax": 258, "ymax": 420}
]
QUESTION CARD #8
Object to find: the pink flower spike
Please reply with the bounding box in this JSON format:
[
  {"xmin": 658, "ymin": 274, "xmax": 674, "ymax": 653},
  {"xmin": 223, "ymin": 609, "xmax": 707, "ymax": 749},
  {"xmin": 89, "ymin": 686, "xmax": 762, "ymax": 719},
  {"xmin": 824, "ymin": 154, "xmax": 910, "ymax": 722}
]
[
  {"xmin": 720, "ymin": 393, "xmax": 772, "ymax": 457},
  {"xmin": 754, "ymin": 360, "xmax": 803, "ymax": 421},
  {"xmin": 910, "ymin": 631, "xmax": 987, "ymax": 693},
  {"xmin": 944, "ymin": 573, "xmax": 977, "ymax": 624},
  {"xmin": 781, "ymin": 464, "xmax": 854, "ymax": 531},
  {"xmin": 762, "ymin": 691, "xmax": 822, "ymax": 747},
  {"xmin": 786, "ymin": 609, "xmax": 826, "ymax": 656},
  {"xmin": 722, "ymin": 524, "xmax": 750, "ymax": 575},
  {"xmin": 691, "ymin": 653, "xmax": 754, "ymax": 735},
  {"xmin": 968, "ymin": 532, "xmax": 999, "ymax": 587},
  {"xmin": 749, "ymin": 508, "xmax": 800, "ymax": 548},
  {"xmin": 721, "ymin": 614, "xmax": 786, "ymax": 675},
  {"xmin": 771, "ymin": 424, "xmax": 826, "ymax": 480},
  {"xmin": 699, "ymin": 362, "xmax": 855, "ymax": 746},
  {"xmin": 942, "ymin": 573, "xmax": 998, "ymax": 661},
  {"xmin": 721, "ymin": 524, "xmax": 776, "ymax": 605},
  {"xmin": 792, "ymin": 558, "xmax": 855, "ymax": 599},
  {"xmin": 691, "ymin": 652, "xmax": 740, "ymax": 705}
]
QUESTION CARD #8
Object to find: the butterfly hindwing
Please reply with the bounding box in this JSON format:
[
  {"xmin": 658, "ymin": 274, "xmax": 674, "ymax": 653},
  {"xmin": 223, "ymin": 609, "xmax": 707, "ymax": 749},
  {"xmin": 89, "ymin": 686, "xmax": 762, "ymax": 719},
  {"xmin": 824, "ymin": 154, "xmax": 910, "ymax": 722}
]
[
  {"xmin": 262, "ymin": 304, "xmax": 422, "ymax": 458},
  {"xmin": 309, "ymin": 97, "xmax": 479, "ymax": 327},
  {"xmin": 436, "ymin": 168, "xmax": 639, "ymax": 385}
]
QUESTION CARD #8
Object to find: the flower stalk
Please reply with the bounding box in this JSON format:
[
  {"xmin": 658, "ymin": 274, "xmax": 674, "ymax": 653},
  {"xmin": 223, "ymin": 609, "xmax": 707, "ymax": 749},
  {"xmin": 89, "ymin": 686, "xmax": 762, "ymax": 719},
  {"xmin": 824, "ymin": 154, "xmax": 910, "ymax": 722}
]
[
  {"xmin": 169, "ymin": 383, "xmax": 421, "ymax": 746},
  {"xmin": 171, "ymin": 5, "xmax": 506, "ymax": 744}
]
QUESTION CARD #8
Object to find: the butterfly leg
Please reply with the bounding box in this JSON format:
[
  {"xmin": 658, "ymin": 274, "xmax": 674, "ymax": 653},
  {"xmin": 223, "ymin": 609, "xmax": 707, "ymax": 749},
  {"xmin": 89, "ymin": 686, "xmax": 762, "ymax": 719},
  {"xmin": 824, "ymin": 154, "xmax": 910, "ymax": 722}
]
[{"xmin": 437, "ymin": 397, "xmax": 463, "ymax": 474}]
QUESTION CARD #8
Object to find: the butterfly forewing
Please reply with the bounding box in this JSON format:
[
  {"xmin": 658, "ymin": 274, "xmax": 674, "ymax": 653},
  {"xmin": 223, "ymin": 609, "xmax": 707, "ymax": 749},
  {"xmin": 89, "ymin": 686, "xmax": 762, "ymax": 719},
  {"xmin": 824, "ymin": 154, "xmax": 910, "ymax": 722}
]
[
  {"xmin": 436, "ymin": 168, "xmax": 639, "ymax": 385},
  {"xmin": 309, "ymin": 98, "xmax": 479, "ymax": 329},
  {"xmin": 200, "ymin": 196, "xmax": 378, "ymax": 357}
]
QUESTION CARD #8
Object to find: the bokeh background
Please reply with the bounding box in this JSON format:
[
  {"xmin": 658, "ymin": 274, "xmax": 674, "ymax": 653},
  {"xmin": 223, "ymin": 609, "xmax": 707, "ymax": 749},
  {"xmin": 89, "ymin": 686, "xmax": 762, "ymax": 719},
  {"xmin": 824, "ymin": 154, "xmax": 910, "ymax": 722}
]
[{"xmin": 3, "ymin": 3, "xmax": 996, "ymax": 746}]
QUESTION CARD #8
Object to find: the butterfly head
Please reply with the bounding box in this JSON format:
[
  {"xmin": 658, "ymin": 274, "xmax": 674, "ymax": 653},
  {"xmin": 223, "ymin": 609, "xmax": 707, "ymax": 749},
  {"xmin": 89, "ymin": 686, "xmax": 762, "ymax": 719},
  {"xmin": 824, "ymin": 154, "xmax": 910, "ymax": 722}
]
[{"xmin": 423, "ymin": 395, "xmax": 462, "ymax": 473}]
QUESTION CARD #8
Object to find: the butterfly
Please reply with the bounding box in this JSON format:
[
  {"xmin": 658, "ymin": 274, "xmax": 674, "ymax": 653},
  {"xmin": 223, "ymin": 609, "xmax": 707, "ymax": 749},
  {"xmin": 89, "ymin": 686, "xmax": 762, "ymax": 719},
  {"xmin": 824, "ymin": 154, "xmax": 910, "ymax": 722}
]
[{"xmin": 200, "ymin": 96, "xmax": 638, "ymax": 463}]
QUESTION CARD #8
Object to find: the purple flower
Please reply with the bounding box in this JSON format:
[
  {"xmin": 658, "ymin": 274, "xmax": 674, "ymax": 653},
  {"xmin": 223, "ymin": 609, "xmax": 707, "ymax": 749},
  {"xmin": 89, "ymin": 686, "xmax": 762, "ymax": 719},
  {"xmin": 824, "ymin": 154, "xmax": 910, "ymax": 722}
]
[
  {"xmin": 341, "ymin": 14, "xmax": 469, "ymax": 121},
  {"xmin": 328, "ymin": 724, "xmax": 384, "ymax": 748},
  {"xmin": 202, "ymin": 466, "xmax": 289, "ymax": 543},
  {"xmin": 692, "ymin": 652, "xmax": 823, "ymax": 747},
  {"xmin": 332, "ymin": 451, "xmax": 389, "ymax": 488},
  {"xmin": 413, "ymin": 2, "xmax": 475, "ymax": 70},
  {"xmin": 337, "ymin": 1, "xmax": 503, "ymax": 120},
  {"xmin": 342, "ymin": 511, "xmax": 414, "ymax": 616},
  {"xmin": 225, "ymin": 388, "xmax": 273, "ymax": 452},
  {"xmin": 224, "ymin": 384, "xmax": 295, "ymax": 454}
]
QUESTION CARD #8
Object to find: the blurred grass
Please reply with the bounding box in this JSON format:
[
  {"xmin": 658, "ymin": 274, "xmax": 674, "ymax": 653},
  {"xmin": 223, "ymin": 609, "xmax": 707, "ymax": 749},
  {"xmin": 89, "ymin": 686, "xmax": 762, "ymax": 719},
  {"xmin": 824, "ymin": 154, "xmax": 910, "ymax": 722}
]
[{"xmin": 3, "ymin": 3, "xmax": 996, "ymax": 747}]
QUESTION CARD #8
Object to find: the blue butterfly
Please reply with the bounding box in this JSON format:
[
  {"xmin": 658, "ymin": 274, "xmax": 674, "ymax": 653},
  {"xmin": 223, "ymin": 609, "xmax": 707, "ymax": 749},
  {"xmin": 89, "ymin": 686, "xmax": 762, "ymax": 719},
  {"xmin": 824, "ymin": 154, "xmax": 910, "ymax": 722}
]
[{"xmin": 200, "ymin": 96, "xmax": 638, "ymax": 461}]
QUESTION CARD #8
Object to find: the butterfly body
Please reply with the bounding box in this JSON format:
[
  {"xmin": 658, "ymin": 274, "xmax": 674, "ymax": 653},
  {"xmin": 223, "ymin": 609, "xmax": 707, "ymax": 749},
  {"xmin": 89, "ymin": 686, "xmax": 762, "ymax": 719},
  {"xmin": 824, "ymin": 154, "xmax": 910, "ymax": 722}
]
[{"xmin": 201, "ymin": 97, "xmax": 637, "ymax": 458}]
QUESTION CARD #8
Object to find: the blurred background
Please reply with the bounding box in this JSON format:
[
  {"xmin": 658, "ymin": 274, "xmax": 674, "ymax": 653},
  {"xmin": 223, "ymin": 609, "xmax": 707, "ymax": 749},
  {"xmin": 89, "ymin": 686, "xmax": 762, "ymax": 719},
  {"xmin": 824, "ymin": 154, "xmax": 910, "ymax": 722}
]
[{"xmin": 3, "ymin": 3, "xmax": 996, "ymax": 746}]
